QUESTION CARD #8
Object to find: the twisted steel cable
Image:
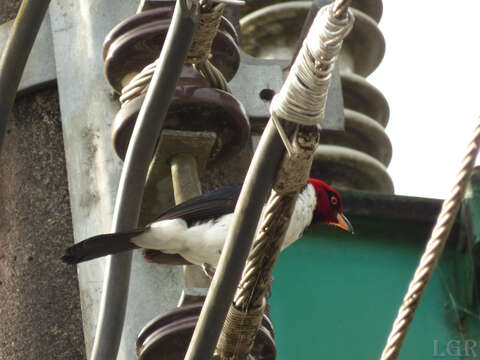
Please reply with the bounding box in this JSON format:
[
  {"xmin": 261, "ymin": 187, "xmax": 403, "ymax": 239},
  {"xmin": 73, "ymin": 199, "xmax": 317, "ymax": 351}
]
[
  {"xmin": 193, "ymin": 60, "xmax": 231, "ymax": 92},
  {"xmin": 233, "ymin": 191, "xmax": 294, "ymax": 309},
  {"xmin": 120, "ymin": 61, "xmax": 157, "ymax": 104},
  {"xmin": 119, "ymin": 58, "xmax": 230, "ymax": 106},
  {"xmin": 380, "ymin": 120, "xmax": 480, "ymax": 360}
]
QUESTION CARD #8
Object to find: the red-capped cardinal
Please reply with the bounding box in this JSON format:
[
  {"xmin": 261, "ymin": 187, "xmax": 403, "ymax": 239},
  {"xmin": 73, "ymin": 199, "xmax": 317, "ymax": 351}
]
[{"xmin": 62, "ymin": 178, "xmax": 353, "ymax": 269}]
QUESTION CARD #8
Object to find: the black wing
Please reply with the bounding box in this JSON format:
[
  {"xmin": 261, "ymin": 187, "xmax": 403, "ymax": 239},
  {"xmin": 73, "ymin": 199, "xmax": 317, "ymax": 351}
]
[{"xmin": 154, "ymin": 183, "xmax": 242, "ymax": 226}]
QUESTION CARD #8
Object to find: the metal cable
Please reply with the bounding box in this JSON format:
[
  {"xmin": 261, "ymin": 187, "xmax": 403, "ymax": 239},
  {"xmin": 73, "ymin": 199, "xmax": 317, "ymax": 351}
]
[
  {"xmin": 380, "ymin": 120, "xmax": 480, "ymax": 360},
  {"xmin": 90, "ymin": 1, "xmax": 198, "ymax": 359},
  {"xmin": 193, "ymin": 60, "xmax": 231, "ymax": 92},
  {"xmin": 233, "ymin": 190, "xmax": 292, "ymax": 309},
  {"xmin": 332, "ymin": 0, "xmax": 351, "ymax": 17},
  {"xmin": 120, "ymin": 58, "xmax": 230, "ymax": 105},
  {"xmin": 0, "ymin": 0, "xmax": 50, "ymax": 153},
  {"xmin": 119, "ymin": 61, "xmax": 157, "ymax": 104}
]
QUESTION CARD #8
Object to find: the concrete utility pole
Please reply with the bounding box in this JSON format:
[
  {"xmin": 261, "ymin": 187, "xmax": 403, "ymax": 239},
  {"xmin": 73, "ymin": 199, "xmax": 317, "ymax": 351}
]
[{"xmin": 0, "ymin": 1, "xmax": 84, "ymax": 359}]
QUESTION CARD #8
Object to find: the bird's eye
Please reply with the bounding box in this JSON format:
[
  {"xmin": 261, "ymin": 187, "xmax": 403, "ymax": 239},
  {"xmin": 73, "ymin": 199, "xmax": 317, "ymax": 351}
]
[{"xmin": 330, "ymin": 196, "xmax": 338, "ymax": 206}]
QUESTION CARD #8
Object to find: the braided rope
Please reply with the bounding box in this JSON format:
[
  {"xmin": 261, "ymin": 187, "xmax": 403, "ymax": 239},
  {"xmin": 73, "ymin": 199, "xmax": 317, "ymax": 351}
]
[
  {"xmin": 233, "ymin": 191, "xmax": 295, "ymax": 309},
  {"xmin": 270, "ymin": 0, "xmax": 354, "ymax": 126},
  {"xmin": 380, "ymin": 121, "xmax": 480, "ymax": 360}
]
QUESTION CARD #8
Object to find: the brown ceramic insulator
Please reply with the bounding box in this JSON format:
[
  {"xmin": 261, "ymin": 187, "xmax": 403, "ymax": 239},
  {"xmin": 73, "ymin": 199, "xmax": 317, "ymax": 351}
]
[
  {"xmin": 103, "ymin": 4, "xmax": 240, "ymax": 93},
  {"xmin": 136, "ymin": 303, "xmax": 276, "ymax": 360},
  {"xmin": 112, "ymin": 67, "xmax": 250, "ymax": 163},
  {"xmin": 102, "ymin": 6, "xmax": 173, "ymax": 60}
]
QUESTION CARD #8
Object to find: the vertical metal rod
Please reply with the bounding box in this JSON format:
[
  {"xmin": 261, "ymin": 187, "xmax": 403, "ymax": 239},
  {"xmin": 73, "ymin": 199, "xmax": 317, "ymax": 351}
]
[
  {"xmin": 171, "ymin": 153, "xmax": 203, "ymax": 203},
  {"xmin": 0, "ymin": 0, "xmax": 50, "ymax": 152},
  {"xmin": 170, "ymin": 152, "xmax": 211, "ymax": 288},
  {"xmin": 90, "ymin": 2, "xmax": 197, "ymax": 359}
]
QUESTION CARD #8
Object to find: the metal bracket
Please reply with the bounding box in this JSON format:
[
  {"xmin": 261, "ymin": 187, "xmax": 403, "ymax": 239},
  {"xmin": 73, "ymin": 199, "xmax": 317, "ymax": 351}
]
[
  {"xmin": 141, "ymin": 129, "xmax": 216, "ymax": 221},
  {"xmin": 230, "ymin": 50, "xmax": 344, "ymax": 133},
  {"xmin": 178, "ymin": 288, "xmax": 208, "ymax": 306}
]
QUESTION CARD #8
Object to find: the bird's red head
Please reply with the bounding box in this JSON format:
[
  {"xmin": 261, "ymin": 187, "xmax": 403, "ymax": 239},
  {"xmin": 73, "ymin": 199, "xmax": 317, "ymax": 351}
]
[{"xmin": 308, "ymin": 178, "xmax": 353, "ymax": 233}]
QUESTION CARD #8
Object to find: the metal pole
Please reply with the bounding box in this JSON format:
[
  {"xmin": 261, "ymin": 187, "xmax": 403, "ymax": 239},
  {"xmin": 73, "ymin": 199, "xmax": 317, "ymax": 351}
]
[
  {"xmin": 0, "ymin": 0, "xmax": 50, "ymax": 152},
  {"xmin": 171, "ymin": 153, "xmax": 203, "ymax": 203}
]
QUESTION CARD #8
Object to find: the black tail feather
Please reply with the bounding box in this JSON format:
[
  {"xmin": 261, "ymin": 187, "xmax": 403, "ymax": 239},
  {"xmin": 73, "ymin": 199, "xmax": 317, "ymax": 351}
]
[{"xmin": 62, "ymin": 230, "xmax": 145, "ymax": 264}]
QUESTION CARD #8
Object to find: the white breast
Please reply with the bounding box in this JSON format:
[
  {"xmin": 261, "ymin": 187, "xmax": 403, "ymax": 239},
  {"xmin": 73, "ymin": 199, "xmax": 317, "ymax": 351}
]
[{"xmin": 282, "ymin": 183, "xmax": 316, "ymax": 249}]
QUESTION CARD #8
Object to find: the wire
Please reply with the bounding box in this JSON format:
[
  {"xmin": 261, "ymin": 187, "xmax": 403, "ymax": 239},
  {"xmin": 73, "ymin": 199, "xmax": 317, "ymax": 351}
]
[
  {"xmin": 89, "ymin": 1, "xmax": 198, "ymax": 359},
  {"xmin": 332, "ymin": 0, "xmax": 351, "ymax": 18},
  {"xmin": 269, "ymin": 1, "xmax": 353, "ymax": 154},
  {"xmin": 380, "ymin": 120, "xmax": 480, "ymax": 360},
  {"xmin": 270, "ymin": 3, "xmax": 353, "ymax": 127},
  {"xmin": 0, "ymin": 0, "xmax": 50, "ymax": 153}
]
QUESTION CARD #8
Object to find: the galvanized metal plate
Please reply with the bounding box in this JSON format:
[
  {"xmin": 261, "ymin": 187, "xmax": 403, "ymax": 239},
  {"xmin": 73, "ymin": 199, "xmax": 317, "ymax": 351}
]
[{"xmin": 230, "ymin": 50, "xmax": 344, "ymax": 132}]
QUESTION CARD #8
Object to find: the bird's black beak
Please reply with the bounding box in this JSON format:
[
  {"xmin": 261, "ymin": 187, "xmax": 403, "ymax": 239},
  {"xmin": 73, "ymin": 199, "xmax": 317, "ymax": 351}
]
[{"xmin": 331, "ymin": 213, "xmax": 354, "ymax": 234}]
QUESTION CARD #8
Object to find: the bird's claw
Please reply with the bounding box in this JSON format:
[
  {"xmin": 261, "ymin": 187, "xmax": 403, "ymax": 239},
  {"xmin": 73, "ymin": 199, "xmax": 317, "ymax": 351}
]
[{"xmin": 202, "ymin": 263, "xmax": 216, "ymax": 278}]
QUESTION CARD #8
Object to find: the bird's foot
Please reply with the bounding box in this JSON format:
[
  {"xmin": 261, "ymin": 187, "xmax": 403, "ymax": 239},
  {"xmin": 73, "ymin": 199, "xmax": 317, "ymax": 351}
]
[{"xmin": 202, "ymin": 263, "xmax": 216, "ymax": 278}]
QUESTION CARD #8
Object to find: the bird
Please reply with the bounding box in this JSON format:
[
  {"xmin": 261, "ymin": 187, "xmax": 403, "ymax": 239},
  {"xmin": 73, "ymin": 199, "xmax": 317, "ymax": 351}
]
[{"xmin": 62, "ymin": 178, "xmax": 353, "ymax": 269}]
